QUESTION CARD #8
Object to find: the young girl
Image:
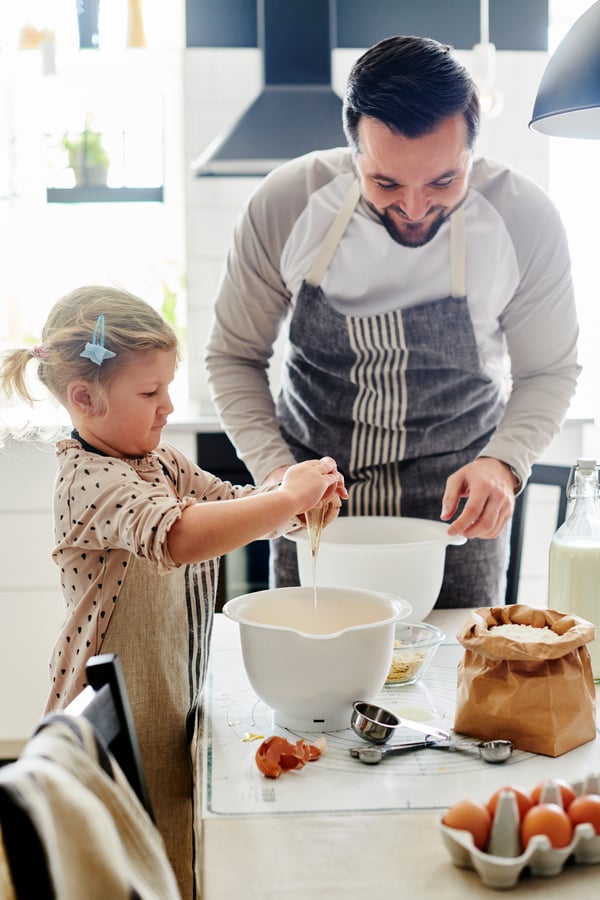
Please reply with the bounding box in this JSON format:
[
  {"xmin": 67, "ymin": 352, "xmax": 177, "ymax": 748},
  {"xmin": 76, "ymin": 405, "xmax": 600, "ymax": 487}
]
[{"xmin": 1, "ymin": 285, "xmax": 346, "ymax": 898}]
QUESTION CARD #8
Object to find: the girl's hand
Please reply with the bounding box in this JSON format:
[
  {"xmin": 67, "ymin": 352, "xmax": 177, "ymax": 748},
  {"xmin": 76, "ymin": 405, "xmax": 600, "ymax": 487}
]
[
  {"xmin": 279, "ymin": 456, "xmax": 347, "ymax": 517},
  {"xmin": 322, "ymin": 494, "xmax": 343, "ymax": 527},
  {"xmin": 299, "ymin": 493, "xmax": 344, "ymax": 533}
]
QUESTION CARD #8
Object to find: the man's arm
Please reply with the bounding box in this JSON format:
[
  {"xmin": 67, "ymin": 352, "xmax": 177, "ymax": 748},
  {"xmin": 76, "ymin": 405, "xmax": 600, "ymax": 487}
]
[
  {"xmin": 205, "ymin": 190, "xmax": 297, "ymax": 484},
  {"xmin": 443, "ymin": 193, "xmax": 580, "ymax": 539}
]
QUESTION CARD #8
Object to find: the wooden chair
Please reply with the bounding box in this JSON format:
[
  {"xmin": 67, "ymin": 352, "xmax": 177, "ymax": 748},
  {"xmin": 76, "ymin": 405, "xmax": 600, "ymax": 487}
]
[
  {"xmin": 505, "ymin": 463, "xmax": 571, "ymax": 605},
  {"xmin": 66, "ymin": 653, "xmax": 154, "ymax": 819}
]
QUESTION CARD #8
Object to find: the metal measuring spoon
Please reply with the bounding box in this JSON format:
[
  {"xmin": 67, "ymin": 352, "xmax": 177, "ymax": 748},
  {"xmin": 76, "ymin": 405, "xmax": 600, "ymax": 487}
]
[
  {"xmin": 351, "ymin": 700, "xmax": 450, "ymax": 744},
  {"xmin": 350, "ymin": 701, "xmax": 513, "ymax": 764},
  {"xmin": 432, "ymin": 737, "xmax": 513, "ymax": 764},
  {"xmin": 348, "ymin": 737, "xmax": 513, "ymax": 765},
  {"xmin": 349, "ymin": 738, "xmax": 438, "ymax": 764}
]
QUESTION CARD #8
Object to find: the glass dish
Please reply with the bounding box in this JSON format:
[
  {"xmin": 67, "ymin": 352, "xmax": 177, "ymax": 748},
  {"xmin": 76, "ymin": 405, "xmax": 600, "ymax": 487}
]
[{"xmin": 385, "ymin": 621, "xmax": 445, "ymax": 686}]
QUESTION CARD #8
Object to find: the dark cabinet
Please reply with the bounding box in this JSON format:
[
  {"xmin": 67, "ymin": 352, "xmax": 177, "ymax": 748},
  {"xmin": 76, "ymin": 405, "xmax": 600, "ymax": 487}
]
[{"xmin": 196, "ymin": 432, "xmax": 269, "ymax": 610}]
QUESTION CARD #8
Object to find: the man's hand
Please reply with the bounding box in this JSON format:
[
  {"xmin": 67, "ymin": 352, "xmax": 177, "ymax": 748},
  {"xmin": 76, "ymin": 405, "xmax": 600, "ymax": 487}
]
[{"xmin": 441, "ymin": 458, "xmax": 518, "ymax": 539}]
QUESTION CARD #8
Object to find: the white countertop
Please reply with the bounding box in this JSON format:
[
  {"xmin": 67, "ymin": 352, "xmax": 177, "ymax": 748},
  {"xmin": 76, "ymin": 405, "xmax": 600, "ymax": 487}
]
[{"xmin": 198, "ymin": 610, "xmax": 600, "ymax": 899}]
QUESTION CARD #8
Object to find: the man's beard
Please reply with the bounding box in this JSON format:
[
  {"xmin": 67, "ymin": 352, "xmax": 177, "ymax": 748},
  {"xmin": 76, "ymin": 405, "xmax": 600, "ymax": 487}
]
[
  {"xmin": 369, "ymin": 204, "xmax": 447, "ymax": 248},
  {"xmin": 368, "ymin": 194, "xmax": 467, "ymax": 248}
]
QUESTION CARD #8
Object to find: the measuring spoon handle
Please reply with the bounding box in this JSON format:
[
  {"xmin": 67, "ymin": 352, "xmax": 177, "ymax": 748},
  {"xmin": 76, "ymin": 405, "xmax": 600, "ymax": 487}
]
[
  {"xmin": 381, "ymin": 739, "xmax": 437, "ymax": 757},
  {"xmin": 349, "ymin": 738, "xmax": 440, "ymax": 764},
  {"xmin": 395, "ymin": 716, "xmax": 450, "ymax": 742}
]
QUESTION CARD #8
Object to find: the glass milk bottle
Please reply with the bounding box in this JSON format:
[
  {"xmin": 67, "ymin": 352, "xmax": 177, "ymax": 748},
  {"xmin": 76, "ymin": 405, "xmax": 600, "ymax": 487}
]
[{"xmin": 548, "ymin": 458, "xmax": 600, "ymax": 681}]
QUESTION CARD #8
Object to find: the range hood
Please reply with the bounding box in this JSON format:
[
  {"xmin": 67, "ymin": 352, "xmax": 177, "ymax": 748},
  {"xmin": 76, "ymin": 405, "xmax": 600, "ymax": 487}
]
[{"xmin": 193, "ymin": 0, "xmax": 346, "ymax": 177}]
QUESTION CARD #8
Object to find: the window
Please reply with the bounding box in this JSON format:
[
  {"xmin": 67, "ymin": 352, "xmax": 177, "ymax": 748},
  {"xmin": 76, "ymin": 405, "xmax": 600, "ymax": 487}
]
[{"xmin": 0, "ymin": 1, "xmax": 187, "ymax": 428}]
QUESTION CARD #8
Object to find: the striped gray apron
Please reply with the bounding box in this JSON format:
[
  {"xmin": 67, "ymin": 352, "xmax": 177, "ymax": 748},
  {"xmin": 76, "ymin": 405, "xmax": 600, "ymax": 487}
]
[{"xmin": 271, "ymin": 180, "xmax": 510, "ymax": 607}]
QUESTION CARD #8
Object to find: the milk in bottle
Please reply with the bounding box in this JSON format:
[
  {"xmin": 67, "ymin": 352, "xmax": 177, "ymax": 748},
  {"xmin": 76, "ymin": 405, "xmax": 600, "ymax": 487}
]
[{"xmin": 548, "ymin": 458, "xmax": 600, "ymax": 681}]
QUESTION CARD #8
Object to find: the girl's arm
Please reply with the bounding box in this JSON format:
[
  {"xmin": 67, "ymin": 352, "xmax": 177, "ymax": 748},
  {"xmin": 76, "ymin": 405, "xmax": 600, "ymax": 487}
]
[{"xmin": 166, "ymin": 457, "xmax": 346, "ymax": 564}]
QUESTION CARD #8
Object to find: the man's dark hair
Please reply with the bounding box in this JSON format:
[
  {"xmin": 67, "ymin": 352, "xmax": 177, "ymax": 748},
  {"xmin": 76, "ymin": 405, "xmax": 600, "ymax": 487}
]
[{"xmin": 343, "ymin": 35, "xmax": 480, "ymax": 150}]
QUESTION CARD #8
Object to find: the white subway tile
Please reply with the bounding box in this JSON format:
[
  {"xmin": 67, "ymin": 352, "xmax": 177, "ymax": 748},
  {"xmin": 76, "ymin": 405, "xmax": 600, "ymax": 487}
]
[
  {"xmin": 186, "ymin": 257, "xmax": 224, "ymax": 307},
  {"xmin": 187, "ymin": 205, "xmax": 244, "ymax": 256},
  {"xmin": 184, "ymin": 48, "xmax": 260, "ymax": 103}
]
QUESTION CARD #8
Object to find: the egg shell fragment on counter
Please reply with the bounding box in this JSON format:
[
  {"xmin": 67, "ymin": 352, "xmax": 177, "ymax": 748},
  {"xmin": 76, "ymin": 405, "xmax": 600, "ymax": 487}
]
[{"xmin": 255, "ymin": 735, "xmax": 324, "ymax": 779}]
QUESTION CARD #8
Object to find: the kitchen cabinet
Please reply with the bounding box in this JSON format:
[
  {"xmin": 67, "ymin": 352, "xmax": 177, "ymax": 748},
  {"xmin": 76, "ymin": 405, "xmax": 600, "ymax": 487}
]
[{"xmin": 196, "ymin": 431, "xmax": 269, "ymax": 610}]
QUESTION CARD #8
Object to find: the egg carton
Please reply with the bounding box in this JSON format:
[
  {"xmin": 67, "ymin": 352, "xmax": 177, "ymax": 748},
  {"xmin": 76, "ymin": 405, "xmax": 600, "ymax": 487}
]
[{"xmin": 437, "ymin": 775, "xmax": 600, "ymax": 890}]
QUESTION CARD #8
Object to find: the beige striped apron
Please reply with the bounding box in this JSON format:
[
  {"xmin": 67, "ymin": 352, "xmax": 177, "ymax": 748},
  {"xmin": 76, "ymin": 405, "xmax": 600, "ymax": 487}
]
[{"xmin": 102, "ymin": 552, "xmax": 217, "ymax": 899}]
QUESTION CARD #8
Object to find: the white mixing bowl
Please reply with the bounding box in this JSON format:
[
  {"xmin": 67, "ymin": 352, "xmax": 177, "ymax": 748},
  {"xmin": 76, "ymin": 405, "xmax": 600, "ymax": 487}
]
[
  {"xmin": 222, "ymin": 585, "xmax": 411, "ymax": 732},
  {"xmin": 287, "ymin": 516, "xmax": 466, "ymax": 621}
]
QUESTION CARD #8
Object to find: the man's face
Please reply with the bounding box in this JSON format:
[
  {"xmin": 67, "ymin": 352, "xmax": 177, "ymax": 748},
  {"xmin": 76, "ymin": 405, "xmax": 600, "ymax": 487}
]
[{"xmin": 354, "ymin": 114, "xmax": 473, "ymax": 248}]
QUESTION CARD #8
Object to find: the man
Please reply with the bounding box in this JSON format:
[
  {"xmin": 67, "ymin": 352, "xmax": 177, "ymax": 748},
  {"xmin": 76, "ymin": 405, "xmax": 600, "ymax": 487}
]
[{"xmin": 205, "ymin": 35, "xmax": 580, "ymax": 607}]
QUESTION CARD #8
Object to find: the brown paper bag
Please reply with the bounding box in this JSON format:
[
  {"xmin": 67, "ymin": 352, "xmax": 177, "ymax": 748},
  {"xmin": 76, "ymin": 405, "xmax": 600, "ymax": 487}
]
[{"xmin": 453, "ymin": 605, "xmax": 596, "ymax": 757}]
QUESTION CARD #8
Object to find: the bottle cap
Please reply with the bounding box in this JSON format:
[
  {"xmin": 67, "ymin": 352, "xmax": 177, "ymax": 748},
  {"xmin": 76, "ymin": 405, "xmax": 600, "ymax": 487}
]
[{"xmin": 577, "ymin": 458, "xmax": 597, "ymax": 471}]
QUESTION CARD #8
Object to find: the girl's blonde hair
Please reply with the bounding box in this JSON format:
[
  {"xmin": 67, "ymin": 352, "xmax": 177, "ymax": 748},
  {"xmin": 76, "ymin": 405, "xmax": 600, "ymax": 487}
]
[{"xmin": 1, "ymin": 285, "xmax": 179, "ymax": 412}]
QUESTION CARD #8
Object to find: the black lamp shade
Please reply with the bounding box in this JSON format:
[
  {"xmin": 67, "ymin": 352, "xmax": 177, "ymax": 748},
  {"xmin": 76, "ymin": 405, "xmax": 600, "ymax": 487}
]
[{"xmin": 529, "ymin": 0, "xmax": 600, "ymax": 138}]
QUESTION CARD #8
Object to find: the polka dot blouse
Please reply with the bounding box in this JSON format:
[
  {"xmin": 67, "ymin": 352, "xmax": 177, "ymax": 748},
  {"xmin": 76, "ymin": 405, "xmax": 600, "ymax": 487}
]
[{"xmin": 46, "ymin": 438, "xmax": 296, "ymax": 711}]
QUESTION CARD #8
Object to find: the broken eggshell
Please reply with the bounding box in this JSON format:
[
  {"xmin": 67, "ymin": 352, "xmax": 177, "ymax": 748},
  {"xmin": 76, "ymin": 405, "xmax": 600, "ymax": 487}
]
[{"xmin": 255, "ymin": 734, "xmax": 325, "ymax": 779}]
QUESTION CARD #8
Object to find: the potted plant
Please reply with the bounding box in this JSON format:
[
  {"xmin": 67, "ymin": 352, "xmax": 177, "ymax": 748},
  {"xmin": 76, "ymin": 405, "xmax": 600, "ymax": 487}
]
[{"xmin": 62, "ymin": 127, "xmax": 110, "ymax": 186}]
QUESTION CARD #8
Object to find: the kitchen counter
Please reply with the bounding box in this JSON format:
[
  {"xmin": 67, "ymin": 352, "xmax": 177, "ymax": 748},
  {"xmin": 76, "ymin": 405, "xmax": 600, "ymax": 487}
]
[{"xmin": 197, "ymin": 610, "xmax": 600, "ymax": 899}]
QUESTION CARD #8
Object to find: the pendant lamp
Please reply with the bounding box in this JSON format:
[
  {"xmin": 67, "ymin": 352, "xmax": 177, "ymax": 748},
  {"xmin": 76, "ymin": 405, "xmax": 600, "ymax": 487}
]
[{"xmin": 529, "ymin": 0, "xmax": 600, "ymax": 138}]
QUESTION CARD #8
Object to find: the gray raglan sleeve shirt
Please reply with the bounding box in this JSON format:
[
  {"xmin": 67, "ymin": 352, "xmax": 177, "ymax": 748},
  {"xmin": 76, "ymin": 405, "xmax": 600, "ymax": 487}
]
[{"xmin": 206, "ymin": 151, "xmax": 580, "ymax": 490}]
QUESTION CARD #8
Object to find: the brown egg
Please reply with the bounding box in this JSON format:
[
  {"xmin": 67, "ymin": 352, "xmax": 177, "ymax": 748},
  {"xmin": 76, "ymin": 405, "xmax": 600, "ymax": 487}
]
[{"xmin": 442, "ymin": 799, "xmax": 492, "ymax": 851}]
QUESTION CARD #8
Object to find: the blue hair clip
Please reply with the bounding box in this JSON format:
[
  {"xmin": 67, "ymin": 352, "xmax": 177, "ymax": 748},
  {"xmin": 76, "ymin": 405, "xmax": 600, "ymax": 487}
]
[{"xmin": 80, "ymin": 314, "xmax": 117, "ymax": 366}]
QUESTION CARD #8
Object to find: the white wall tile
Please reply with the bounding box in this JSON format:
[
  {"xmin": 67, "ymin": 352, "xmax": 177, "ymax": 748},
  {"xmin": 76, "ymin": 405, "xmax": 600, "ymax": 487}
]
[
  {"xmin": 187, "ymin": 256, "xmax": 226, "ymax": 302},
  {"xmin": 1, "ymin": 514, "xmax": 58, "ymax": 588},
  {"xmin": 188, "ymin": 175, "xmax": 259, "ymax": 210},
  {"xmin": 186, "ymin": 303, "xmax": 219, "ymax": 411},
  {"xmin": 0, "ymin": 590, "xmax": 65, "ymax": 741},
  {"xmin": 0, "ymin": 438, "xmax": 57, "ymax": 510},
  {"xmin": 332, "ymin": 49, "xmax": 360, "ymax": 94},
  {"xmin": 184, "ymin": 49, "xmax": 261, "ymax": 168},
  {"xmin": 184, "ymin": 48, "xmax": 261, "ymax": 103},
  {"xmin": 186, "ymin": 204, "xmax": 246, "ymax": 258},
  {"xmin": 183, "ymin": 48, "xmax": 265, "ymax": 403}
]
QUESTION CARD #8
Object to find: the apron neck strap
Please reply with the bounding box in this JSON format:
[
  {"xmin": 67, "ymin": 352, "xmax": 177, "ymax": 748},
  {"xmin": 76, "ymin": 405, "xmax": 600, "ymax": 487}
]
[
  {"xmin": 306, "ymin": 179, "xmax": 361, "ymax": 287},
  {"xmin": 450, "ymin": 204, "xmax": 466, "ymax": 298}
]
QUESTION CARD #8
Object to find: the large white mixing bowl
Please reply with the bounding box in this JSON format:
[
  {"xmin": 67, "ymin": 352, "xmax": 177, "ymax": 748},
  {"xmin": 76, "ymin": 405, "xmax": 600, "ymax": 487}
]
[
  {"xmin": 287, "ymin": 516, "xmax": 466, "ymax": 621},
  {"xmin": 222, "ymin": 585, "xmax": 411, "ymax": 732}
]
